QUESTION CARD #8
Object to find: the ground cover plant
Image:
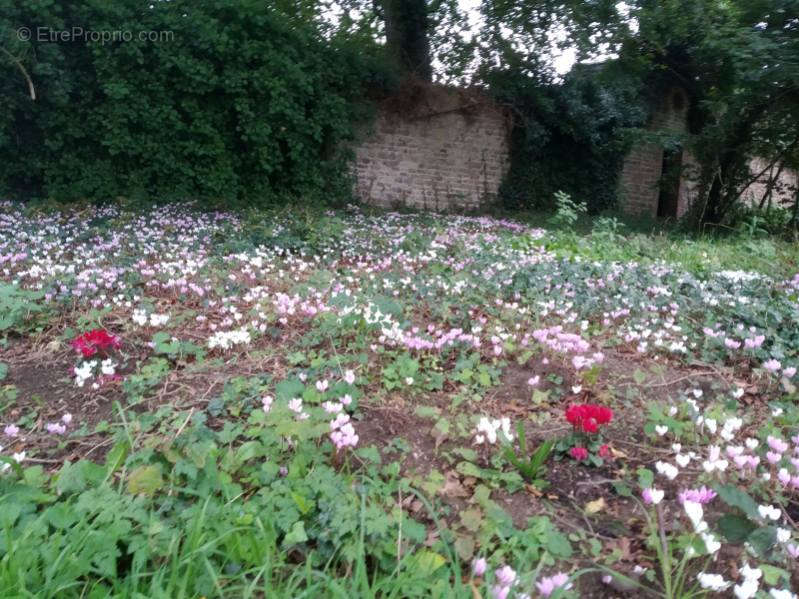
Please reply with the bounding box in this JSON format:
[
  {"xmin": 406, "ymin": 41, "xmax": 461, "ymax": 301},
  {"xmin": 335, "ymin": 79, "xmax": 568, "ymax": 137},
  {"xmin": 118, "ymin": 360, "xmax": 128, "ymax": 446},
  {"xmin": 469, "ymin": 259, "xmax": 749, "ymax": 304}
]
[{"xmin": 1, "ymin": 200, "xmax": 799, "ymax": 597}]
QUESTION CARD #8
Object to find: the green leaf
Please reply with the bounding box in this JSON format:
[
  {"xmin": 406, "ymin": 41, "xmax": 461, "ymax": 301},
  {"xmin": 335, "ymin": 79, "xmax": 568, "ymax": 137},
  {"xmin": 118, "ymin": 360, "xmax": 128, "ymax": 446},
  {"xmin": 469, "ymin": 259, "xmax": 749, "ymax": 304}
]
[
  {"xmin": 717, "ymin": 513, "xmax": 756, "ymax": 543},
  {"xmin": 636, "ymin": 467, "xmax": 654, "ymax": 490},
  {"xmin": 747, "ymin": 526, "xmax": 777, "ymax": 558},
  {"xmin": 460, "ymin": 508, "xmax": 484, "ymax": 533},
  {"xmin": 283, "ymin": 521, "xmax": 308, "ymax": 545},
  {"xmin": 715, "ymin": 484, "xmax": 759, "ymax": 519},
  {"xmin": 454, "ymin": 535, "xmax": 475, "ymax": 561},
  {"xmin": 127, "ymin": 465, "xmax": 163, "ymax": 496},
  {"xmin": 760, "ymin": 564, "xmax": 789, "ymax": 586},
  {"xmin": 456, "ymin": 461, "xmax": 483, "ymax": 478},
  {"xmin": 104, "ymin": 440, "xmax": 130, "ymax": 476},
  {"xmin": 0, "ymin": 362, "xmax": 7, "ymax": 381},
  {"xmin": 545, "ymin": 528, "xmax": 573, "ymax": 558},
  {"xmin": 407, "ymin": 550, "xmax": 446, "ymax": 575}
]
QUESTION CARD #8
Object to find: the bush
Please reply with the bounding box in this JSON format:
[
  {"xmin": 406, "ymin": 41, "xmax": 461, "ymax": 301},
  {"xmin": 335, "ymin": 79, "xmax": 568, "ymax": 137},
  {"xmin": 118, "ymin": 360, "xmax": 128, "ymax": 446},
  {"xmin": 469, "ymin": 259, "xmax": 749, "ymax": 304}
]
[
  {"xmin": 0, "ymin": 1, "xmax": 389, "ymax": 205},
  {"xmin": 487, "ymin": 64, "xmax": 648, "ymax": 214}
]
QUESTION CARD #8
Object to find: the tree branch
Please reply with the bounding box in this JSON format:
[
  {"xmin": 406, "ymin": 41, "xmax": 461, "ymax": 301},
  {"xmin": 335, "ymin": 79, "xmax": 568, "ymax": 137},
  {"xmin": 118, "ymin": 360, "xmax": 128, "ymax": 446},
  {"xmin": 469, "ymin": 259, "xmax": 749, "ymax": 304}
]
[{"xmin": 0, "ymin": 46, "xmax": 36, "ymax": 100}]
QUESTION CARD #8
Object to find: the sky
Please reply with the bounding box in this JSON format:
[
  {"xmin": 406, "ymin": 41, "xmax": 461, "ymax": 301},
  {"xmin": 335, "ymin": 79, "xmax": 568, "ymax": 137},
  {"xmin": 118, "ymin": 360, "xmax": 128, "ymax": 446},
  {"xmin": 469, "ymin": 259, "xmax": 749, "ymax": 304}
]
[{"xmin": 456, "ymin": 0, "xmax": 633, "ymax": 76}]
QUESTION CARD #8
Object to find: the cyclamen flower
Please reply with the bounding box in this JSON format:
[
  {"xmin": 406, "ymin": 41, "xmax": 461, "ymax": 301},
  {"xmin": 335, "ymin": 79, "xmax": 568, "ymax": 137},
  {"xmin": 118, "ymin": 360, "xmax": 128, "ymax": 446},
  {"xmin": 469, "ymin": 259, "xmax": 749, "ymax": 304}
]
[
  {"xmin": 569, "ymin": 446, "xmax": 588, "ymax": 461},
  {"xmin": 655, "ymin": 461, "xmax": 679, "ymax": 480},
  {"xmin": 527, "ymin": 375, "xmax": 540, "ymax": 387},
  {"xmin": 322, "ymin": 401, "xmax": 343, "ymax": 414},
  {"xmin": 565, "ymin": 403, "xmax": 612, "ymax": 434},
  {"xmin": 494, "ymin": 565, "xmax": 516, "ymax": 587},
  {"xmin": 678, "ymin": 486, "xmax": 717, "ymax": 505},
  {"xmin": 46, "ymin": 422, "xmax": 66, "ymax": 435},
  {"xmin": 642, "ymin": 487, "xmax": 664, "ymax": 505},
  {"xmin": 316, "ymin": 379, "xmax": 329, "ymax": 392},
  {"xmin": 474, "ymin": 417, "xmax": 513, "ymax": 445},
  {"xmin": 343, "ymin": 370, "xmax": 356, "ymax": 384},
  {"xmin": 472, "ymin": 557, "xmax": 487, "ymax": 577},
  {"xmin": 0, "ymin": 449, "xmax": 25, "ymax": 474},
  {"xmin": 330, "ymin": 423, "xmax": 358, "ymax": 450},
  {"xmin": 763, "ymin": 359, "xmax": 782, "ymax": 373},
  {"xmin": 784, "ymin": 367, "xmax": 797, "ymax": 378},
  {"xmin": 683, "ymin": 500, "xmax": 708, "ymax": 533},
  {"xmin": 758, "ymin": 504, "xmax": 781, "ymax": 521},
  {"xmin": 768, "ymin": 436, "xmax": 789, "ymax": 453},
  {"xmin": 3, "ymin": 424, "xmax": 19, "ymax": 437},
  {"xmin": 697, "ymin": 572, "xmax": 730, "ymax": 591},
  {"xmin": 535, "ymin": 572, "xmax": 570, "ymax": 597},
  {"xmin": 71, "ymin": 329, "xmax": 121, "ymax": 357}
]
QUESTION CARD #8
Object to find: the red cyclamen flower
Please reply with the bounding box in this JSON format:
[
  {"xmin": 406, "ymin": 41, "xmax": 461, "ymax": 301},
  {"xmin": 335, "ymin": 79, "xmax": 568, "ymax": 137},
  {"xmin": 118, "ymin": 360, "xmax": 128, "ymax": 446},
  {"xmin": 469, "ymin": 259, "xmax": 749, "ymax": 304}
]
[
  {"xmin": 565, "ymin": 403, "xmax": 613, "ymax": 434},
  {"xmin": 569, "ymin": 447, "xmax": 589, "ymax": 460},
  {"xmin": 71, "ymin": 329, "xmax": 121, "ymax": 357}
]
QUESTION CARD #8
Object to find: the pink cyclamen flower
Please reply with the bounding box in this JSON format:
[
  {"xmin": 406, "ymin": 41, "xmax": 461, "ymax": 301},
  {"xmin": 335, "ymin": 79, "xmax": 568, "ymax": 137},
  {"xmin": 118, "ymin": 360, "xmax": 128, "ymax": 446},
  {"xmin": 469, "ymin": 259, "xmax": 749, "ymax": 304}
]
[
  {"xmin": 767, "ymin": 451, "xmax": 782, "ymax": 464},
  {"xmin": 472, "ymin": 558, "xmax": 487, "ymax": 577},
  {"xmin": 784, "ymin": 367, "xmax": 797, "ymax": 378},
  {"xmin": 343, "ymin": 370, "xmax": 356, "ymax": 385},
  {"xmin": 768, "ymin": 436, "xmax": 789, "ymax": 453},
  {"xmin": 61, "ymin": 413, "xmax": 73, "ymax": 425},
  {"xmin": 678, "ymin": 486, "xmax": 717, "ymax": 505},
  {"xmin": 763, "ymin": 359, "xmax": 782, "ymax": 372},
  {"xmin": 536, "ymin": 572, "xmax": 571, "ymax": 597},
  {"xmin": 527, "ymin": 375, "xmax": 540, "ymax": 387},
  {"xmin": 3, "ymin": 424, "xmax": 19, "ymax": 437},
  {"xmin": 315, "ymin": 379, "xmax": 329, "ymax": 392},
  {"xmin": 495, "ymin": 565, "xmax": 516, "ymax": 587},
  {"xmin": 46, "ymin": 422, "xmax": 66, "ymax": 435},
  {"xmin": 490, "ymin": 586, "xmax": 510, "ymax": 599},
  {"xmin": 778, "ymin": 469, "xmax": 791, "ymax": 485},
  {"xmin": 642, "ymin": 488, "xmax": 664, "ymax": 505}
]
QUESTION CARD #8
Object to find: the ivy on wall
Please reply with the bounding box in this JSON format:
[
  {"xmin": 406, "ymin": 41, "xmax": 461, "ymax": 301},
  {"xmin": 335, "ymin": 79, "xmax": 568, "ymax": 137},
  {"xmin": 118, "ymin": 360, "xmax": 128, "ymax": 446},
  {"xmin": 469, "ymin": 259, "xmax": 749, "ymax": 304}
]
[
  {"xmin": 0, "ymin": 1, "xmax": 391, "ymax": 205},
  {"xmin": 487, "ymin": 64, "xmax": 649, "ymax": 214}
]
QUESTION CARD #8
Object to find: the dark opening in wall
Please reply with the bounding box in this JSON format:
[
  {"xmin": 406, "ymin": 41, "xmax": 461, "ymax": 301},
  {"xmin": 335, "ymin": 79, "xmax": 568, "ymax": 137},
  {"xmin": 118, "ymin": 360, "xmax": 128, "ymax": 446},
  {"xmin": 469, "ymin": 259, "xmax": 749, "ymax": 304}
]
[{"xmin": 657, "ymin": 148, "xmax": 683, "ymax": 218}]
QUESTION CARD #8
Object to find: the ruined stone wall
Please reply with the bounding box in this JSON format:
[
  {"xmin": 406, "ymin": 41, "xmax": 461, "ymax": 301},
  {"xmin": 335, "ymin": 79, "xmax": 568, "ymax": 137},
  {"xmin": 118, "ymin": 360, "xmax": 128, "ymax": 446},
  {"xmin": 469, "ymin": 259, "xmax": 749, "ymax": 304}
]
[
  {"xmin": 740, "ymin": 158, "xmax": 798, "ymax": 207},
  {"xmin": 353, "ymin": 86, "xmax": 510, "ymax": 211},
  {"xmin": 617, "ymin": 86, "xmax": 690, "ymax": 217}
]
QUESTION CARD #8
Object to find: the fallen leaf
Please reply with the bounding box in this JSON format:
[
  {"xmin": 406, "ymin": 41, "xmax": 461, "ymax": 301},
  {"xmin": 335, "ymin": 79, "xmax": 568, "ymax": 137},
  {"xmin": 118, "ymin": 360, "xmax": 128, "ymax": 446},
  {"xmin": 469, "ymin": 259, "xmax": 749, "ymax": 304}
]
[
  {"xmin": 585, "ymin": 497, "xmax": 606, "ymax": 514},
  {"xmin": 525, "ymin": 484, "xmax": 543, "ymax": 497},
  {"xmin": 440, "ymin": 471, "xmax": 469, "ymax": 498}
]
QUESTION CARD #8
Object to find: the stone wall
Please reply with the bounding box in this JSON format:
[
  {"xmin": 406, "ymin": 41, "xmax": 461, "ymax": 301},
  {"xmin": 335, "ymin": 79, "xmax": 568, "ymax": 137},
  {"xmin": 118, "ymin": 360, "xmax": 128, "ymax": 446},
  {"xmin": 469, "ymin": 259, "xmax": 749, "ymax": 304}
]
[
  {"xmin": 740, "ymin": 157, "xmax": 798, "ymax": 207},
  {"xmin": 618, "ymin": 85, "xmax": 797, "ymax": 218},
  {"xmin": 617, "ymin": 86, "xmax": 692, "ymax": 218},
  {"xmin": 353, "ymin": 86, "xmax": 510, "ymax": 211}
]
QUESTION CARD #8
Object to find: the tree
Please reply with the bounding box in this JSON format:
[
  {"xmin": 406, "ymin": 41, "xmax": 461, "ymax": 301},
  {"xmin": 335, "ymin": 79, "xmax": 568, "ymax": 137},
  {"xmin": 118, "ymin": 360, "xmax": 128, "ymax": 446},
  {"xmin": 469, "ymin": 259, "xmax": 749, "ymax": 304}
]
[
  {"xmin": 381, "ymin": 0, "xmax": 432, "ymax": 80},
  {"xmin": 613, "ymin": 0, "xmax": 799, "ymax": 228}
]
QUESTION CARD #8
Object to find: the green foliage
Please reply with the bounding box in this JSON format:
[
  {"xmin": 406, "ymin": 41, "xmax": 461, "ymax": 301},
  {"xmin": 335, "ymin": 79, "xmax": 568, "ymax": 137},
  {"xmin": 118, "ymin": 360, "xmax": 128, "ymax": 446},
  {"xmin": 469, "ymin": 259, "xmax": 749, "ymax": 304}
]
[
  {"xmin": 0, "ymin": 283, "xmax": 45, "ymax": 335},
  {"xmin": 0, "ymin": 1, "xmax": 388, "ymax": 205},
  {"xmin": 548, "ymin": 191, "xmax": 587, "ymax": 229},
  {"xmin": 502, "ymin": 423, "xmax": 553, "ymax": 488}
]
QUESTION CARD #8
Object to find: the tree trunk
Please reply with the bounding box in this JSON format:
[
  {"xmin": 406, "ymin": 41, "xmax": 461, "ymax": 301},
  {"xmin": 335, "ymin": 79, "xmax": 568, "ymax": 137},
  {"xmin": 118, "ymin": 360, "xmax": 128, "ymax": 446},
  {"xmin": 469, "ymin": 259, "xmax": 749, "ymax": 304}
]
[{"xmin": 381, "ymin": 0, "xmax": 432, "ymax": 81}]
